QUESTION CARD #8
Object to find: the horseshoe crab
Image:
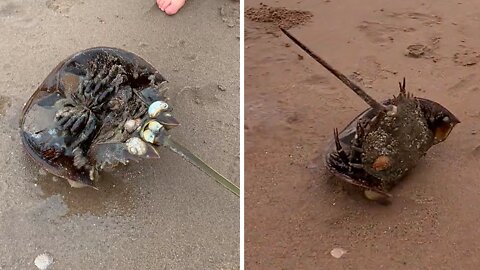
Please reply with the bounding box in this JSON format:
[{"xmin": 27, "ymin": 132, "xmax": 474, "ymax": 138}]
[
  {"xmin": 281, "ymin": 28, "xmax": 459, "ymax": 201},
  {"xmin": 20, "ymin": 47, "xmax": 239, "ymax": 197}
]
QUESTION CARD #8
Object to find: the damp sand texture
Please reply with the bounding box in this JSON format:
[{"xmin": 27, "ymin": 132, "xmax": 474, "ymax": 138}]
[{"xmin": 0, "ymin": 0, "xmax": 239, "ymax": 269}]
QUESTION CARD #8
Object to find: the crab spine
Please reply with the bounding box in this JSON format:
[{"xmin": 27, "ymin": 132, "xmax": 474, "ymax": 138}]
[{"xmin": 280, "ymin": 27, "xmax": 386, "ymax": 113}]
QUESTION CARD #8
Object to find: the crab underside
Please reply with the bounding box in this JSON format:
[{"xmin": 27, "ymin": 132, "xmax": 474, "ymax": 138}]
[{"xmin": 20, "ymin": 47, "xmax": 240, "ymax": 196}]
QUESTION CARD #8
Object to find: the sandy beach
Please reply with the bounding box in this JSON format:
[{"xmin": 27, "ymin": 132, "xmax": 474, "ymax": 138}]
[
  {"xmin": 0, "ymin": 0, "xmax": 239, "ymax": 269},
  {"xmin": 246, "ymin": 0, "xmax": 480, "ymax": 269}
]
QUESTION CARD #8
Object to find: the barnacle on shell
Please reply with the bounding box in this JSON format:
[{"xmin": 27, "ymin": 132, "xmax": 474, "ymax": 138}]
[
  {"xmin": 148, "ymin": 100, "xmax": 169, "ymax": 118},
  {"xmin": 372, "ymin": 155, "xmax": 390, "ymax": 171},
  {"xmin": 126, "ymin": 137, "xmax": 148, "ymax": 156}
]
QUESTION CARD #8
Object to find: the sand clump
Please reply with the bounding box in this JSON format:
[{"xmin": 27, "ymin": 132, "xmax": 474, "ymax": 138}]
[{"xmin": 245, "ymin": 4, "xmax": 313, "ymax": 29}]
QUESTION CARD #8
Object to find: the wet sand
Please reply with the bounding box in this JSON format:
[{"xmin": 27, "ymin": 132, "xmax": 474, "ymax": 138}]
[
  {"xmin": 246, "ymin": 1, "xmax": 480, "ymax": 269},
  {"xmin": 0, "ymin": 0, "xmax": 239, "ymax": 269}
]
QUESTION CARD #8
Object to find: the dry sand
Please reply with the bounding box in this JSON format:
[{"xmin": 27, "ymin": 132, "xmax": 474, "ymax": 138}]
[
  {"xmin": 246, "ymin": 0, "xmax": 480, "ymax": 269},
  {"xmin": 0, "ymin": 0, "xmax": 239, "ymax": 269}
]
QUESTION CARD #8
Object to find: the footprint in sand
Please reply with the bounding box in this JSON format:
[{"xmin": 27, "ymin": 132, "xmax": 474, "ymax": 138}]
[
  {"xmin": 348, "ymin": 56, "xmax": 397, "ymax": 88},
  {"xmin": 0, "ymin": 2, "xmax": 20, "ymax": 17},
  {"xmin": 0, "ymin": 1, "xmax": 41, "ymax": 28},
  {"xmin": 453, "ymin": 48, "xmax": 480, "ymax": 66},
  {"xmin": 447, "ymin": 73, "xmax": 480, "ymax": 98},
  {"xmin": 387, "ymin": 11, "xmax": 442, "ymax": 26},
  {"xmin": 0, "ymin": 95, "xmax": 12, "ymax": 117},
  {"xmin": 220, "ymin": 2, "xmax": 239, "ymax": 28},
  {"xmin": 359, "ymin": 11, "xmax": 442, "ymax": 45},
  {"xmin": 357, "ymin": 21, "xmax": 415, "ymax": 44},
  {"xmin": 46, "ymin": 0, "xmax": 75, "ymax": 14},
  {"xmin": 178, "ymin": 84, "xmax": 221, "ymax": 106}
]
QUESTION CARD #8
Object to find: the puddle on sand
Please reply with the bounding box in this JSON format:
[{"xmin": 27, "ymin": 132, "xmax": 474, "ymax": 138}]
[{"xmin": 36, "ymin": 170, "xmax": 136, "ymax": 217}]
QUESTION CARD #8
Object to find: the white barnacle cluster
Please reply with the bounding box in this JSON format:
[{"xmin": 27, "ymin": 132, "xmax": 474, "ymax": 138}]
[
  {"xmin": 148, "ymin": 100, "xmax": 169, "ymax": 118},
  {"xmin": 140, "ymin": 120, "xmax": 163, "ymax": 144},
  {"xmin": 124, "ymin": 101, "xmax": 169, "ymax": 156},
  {"xmin": 132, "ymin": 101, "xmax": 169, "ymax": 144},
  {"xmin": 124, "ymin": 118, "xmax": 142, "ymax": 133}
]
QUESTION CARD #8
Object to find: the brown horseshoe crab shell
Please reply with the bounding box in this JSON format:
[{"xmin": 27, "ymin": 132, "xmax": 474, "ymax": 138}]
[
  {"xmin": 324, "ymin": 97, "xmax": 458, "ymax": 197},
  {"xmin": 20, "ymin": 47, "xmax": 167, "ymax": 188},
  {"xmin": 279, "ymin": 27, "xmax": 459, "ymax": 200}
]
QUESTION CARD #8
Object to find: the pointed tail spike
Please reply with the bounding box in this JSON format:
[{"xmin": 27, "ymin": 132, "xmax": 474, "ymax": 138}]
[
  {"xmin": 161, "ymin": 136, "xmax": 240, "ymax": 197},
  {"xmin": 280, "ymin": 27, "xmax": 386, "ymax": 112}
]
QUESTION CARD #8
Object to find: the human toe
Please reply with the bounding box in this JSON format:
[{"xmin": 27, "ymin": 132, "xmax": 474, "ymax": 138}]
[{"xmin": 164, "ymin": 0, "xmax": 185, "ymax": 15}]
